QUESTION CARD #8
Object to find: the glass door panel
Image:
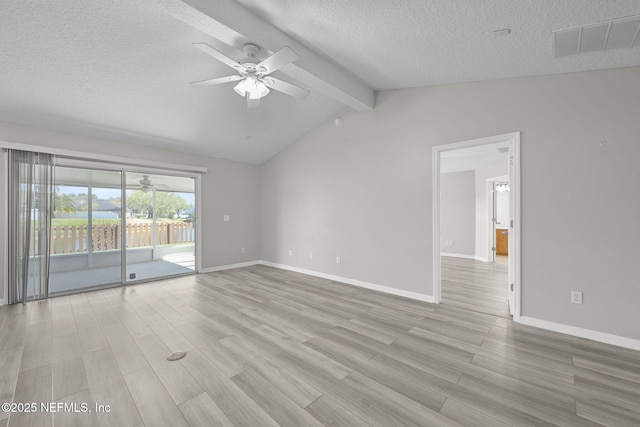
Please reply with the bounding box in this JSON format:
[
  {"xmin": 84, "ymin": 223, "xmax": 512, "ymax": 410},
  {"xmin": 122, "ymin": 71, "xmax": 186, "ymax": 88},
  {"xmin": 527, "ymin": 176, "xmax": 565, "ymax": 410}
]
[
  {"xmin": 125, "ymin": 172, "xmax": 195, "ymax": 283},
  {"xmin": 49, "ymin": 167, "xmax": 122, "ymax": 294}
]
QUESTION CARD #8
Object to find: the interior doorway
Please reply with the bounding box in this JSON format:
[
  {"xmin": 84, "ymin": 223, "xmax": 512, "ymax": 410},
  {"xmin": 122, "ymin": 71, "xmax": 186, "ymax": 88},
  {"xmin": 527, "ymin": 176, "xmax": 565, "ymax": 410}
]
[
  {"xmin": 432, "ymin": 132, "xmax": 520, "ymax": 319},
  {"xmin": 486, "ymin": 175, "xmax": 510, "ymax": 265}
]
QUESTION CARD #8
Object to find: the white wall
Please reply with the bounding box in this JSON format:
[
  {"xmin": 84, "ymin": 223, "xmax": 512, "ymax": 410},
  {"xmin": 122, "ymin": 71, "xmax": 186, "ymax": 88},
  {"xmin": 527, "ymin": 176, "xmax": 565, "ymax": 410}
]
[
  {"xmin": 474, "ymin": 162, "xmax": 508, "ymax": 260},
  {"xmin": 440, "ymin": 171, "xmax": 475, "ymax": 256},
  {"xmin": 0, "ymin": 121, "xmax": 261, "ymax": 300},
  {"xmin": 259, "ymin": 66, "xmax": 640, "ymax": 341}
]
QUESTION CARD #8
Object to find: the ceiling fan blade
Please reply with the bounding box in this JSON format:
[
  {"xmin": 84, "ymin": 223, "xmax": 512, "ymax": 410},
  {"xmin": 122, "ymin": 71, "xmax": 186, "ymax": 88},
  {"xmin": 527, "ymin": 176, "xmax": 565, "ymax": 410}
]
[
  {"xmin": 190, "ymin": 75, "xmax": 243, "ymax": 86},
  {"xmin": 247, "ymin": 96, "xmax": 260, "ymax": 109},
  {"xmin": 257, "ymin": 47, "xmax": 299, "ymax": 75},
  {"xmin": 193, "ymin": 42, "xmax": 244, "ymax": 71},
  {"xmin": 264, "ymin": 77, "xmax": 309, "ymax": 99}
]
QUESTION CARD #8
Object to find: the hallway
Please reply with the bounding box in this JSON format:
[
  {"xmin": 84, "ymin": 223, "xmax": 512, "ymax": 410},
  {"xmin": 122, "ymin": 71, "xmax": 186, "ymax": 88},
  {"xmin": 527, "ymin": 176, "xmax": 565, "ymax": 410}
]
[{"xmin": 441, "ymin": 256, "xmax": 510, "ymax": 318}]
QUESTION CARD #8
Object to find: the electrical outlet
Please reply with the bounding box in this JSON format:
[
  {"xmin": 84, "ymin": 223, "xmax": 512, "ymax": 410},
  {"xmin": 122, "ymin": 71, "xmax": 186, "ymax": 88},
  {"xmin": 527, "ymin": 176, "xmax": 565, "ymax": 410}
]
[
  {"xmin": 309, "ymin": 252, "xmax": 313, "ymax": 260},
  {"xmin": 288, "ymin": 249, "xmax": 293, "ymax": 256},
  {"xmin": 241, "ymin": 247, "xmax": 245, "ymax": 254},
  {"xmin": 223, "ymin": 215, "xmax": 230, "ymax": 222},
  {"xmin": 570, "ymin": 291, "xmax": 583, "ymax": 304},
  {"xmin": 336, "ymin": 256, "xmax": 341, "ymax": 264}
]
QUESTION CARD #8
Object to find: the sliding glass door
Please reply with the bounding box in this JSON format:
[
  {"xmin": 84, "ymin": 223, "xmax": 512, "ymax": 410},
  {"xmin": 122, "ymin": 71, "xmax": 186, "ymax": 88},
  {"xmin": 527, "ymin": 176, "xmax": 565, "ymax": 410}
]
[
  {"xmin": 45, "ymin": 162, "xmax": 197, "ymax": 295},
  {"xmin": 125, "ymin": 172, "xmax": 196, "ymax": 283},
  {"xmin": 49, "ymin": 167, "xmax": 123, "ymax": 294}
]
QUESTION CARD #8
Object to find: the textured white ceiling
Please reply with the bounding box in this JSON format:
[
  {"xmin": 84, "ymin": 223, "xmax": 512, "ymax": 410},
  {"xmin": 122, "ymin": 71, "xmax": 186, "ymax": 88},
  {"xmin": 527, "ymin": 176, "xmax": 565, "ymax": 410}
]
[
  {"xmin": 1, "ymin": 1, "xmax": 639, "ymax": 164},
  {"xmin": 236, "ymin": 0, "xmax": 640, "ymax": 89},
  {"xmin": 0, "ymin": 0, "xmax": 342, "ymax": 164}
]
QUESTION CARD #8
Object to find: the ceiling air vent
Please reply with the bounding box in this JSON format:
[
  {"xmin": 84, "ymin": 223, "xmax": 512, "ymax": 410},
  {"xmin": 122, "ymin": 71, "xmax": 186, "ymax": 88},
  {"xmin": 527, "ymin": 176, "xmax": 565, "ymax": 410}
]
[{"xmin": 554, "ymin": 15, "xmax": 640, "ymax": 57}]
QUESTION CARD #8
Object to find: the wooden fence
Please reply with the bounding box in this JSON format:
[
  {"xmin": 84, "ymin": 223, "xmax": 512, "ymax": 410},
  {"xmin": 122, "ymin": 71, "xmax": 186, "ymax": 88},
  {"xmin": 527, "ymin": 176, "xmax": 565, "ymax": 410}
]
[{"xmin": 46, "ymin": 222, "xmax": 195, "ymax": 255}]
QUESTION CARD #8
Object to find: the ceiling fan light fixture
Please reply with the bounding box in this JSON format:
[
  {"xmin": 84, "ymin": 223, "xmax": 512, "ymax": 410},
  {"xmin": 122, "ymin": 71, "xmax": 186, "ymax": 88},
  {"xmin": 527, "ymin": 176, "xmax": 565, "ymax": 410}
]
[
  {"xmin": 233, "ymin": 79, "xmax": 249, "ymax": 97},
  {"xmin": 234, "ymin": 76, "xmax": 270, "ymax": 99},
  {"xmin": 496, "ymin": 181, "xmax": 510, "ymax": 192},
  {"xmin": 254, "ymin": 80, "xmax": 270, "ymax": 98}
]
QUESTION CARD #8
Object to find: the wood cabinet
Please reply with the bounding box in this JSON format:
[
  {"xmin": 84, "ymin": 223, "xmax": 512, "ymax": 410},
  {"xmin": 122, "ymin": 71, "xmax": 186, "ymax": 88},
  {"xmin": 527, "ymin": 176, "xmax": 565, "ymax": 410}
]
[{"xmin": 496, "ymin": 229, "xmax": 508, "ymax": 256}]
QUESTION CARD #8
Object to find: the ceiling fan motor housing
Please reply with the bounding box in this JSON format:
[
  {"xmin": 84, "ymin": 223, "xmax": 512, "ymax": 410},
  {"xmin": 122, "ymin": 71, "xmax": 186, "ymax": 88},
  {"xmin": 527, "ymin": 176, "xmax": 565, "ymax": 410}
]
[{"xmin": 242, "ymin": 43, "xmax": 261, "ymax": 60}]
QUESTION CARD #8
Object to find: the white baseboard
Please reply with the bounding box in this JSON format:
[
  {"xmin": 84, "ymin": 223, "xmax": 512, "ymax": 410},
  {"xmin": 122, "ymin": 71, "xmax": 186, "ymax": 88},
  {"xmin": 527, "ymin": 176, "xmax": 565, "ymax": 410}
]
[
  {"xmin": 519, "ymin": 316, "xmax": 640, "ymax": 352},
  {"xmin": 201, "ymin": 261, "xmax": 260, "ymax": 273},
  {"xmin": 441, "ymin": 252, "xmax": 487, "ymax": 262},
  {"xmin": 0, "ymin": 298, "xmax": 4, "ymax": 306},
  {"xmin": 258, "ymin": 260, "xmax": 433, "ymax": 303}
]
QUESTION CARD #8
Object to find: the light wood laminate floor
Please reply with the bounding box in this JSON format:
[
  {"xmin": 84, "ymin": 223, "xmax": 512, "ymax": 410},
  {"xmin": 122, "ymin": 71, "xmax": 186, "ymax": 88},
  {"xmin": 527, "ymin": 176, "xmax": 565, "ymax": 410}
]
[
  {"xmin": 441, "ymin": 256, "xmax": 510, "ymax": 318},
  {"xmin": 1, "ymin": 265, "xmax": 639, "ymax": 426}
]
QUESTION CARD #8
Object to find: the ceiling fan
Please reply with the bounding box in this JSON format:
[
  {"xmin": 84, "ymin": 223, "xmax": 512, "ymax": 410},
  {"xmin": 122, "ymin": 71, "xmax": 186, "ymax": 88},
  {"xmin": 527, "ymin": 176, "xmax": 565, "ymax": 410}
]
[
  {"xmin": 129, "ymin": 175, "xmax": 169, "ymax": 193},
  {"xmin": 191, "ymin": 42, "xmax": 310, "ymax": 108}
]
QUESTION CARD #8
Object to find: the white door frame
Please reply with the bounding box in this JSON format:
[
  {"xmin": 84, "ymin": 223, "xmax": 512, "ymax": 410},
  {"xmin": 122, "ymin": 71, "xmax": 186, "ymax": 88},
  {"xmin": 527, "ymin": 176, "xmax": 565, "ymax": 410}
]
[{"xmin": 432, "ymin": 132, "xmax": 521, "ymax": 320}]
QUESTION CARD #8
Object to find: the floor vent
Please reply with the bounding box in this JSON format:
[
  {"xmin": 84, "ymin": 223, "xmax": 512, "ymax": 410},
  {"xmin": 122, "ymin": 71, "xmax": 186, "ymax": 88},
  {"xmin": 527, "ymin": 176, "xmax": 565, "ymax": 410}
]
[
  {"xmin": 554, "ymin": 15, "xmax": 640, "ymax": 57},
  {"xmin": 166, "ymin": 351, "xmax": 187, "ymax": 361}
]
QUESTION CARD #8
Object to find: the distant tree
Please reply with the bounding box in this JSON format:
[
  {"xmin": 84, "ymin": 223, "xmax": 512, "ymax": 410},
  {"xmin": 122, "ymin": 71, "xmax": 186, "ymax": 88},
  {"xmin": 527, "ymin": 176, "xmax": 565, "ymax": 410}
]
[
  {"xmin": 126, "ymin": 190, "xmax": 190, "ymax": 219},
  {"xmin": 126, "ymin": 191, "xmax": 152, "ymax": 218},
  {"xmin": 74, "ymin": 193, "xmax": 90, "ymax": 211},
  {"xmin": 155, "ymin": 192, "xmax": 190, "ymax": 219},
  {"xmin": 53, "ymin": 190, "xmax": 76, "ymax": 218}
]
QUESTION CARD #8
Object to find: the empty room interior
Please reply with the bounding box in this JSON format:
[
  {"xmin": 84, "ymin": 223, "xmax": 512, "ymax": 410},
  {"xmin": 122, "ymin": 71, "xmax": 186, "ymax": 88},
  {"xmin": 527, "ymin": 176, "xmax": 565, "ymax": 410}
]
[{"xmin": 1, "ymin": 1, "xmax": 640, "ymax": 426}]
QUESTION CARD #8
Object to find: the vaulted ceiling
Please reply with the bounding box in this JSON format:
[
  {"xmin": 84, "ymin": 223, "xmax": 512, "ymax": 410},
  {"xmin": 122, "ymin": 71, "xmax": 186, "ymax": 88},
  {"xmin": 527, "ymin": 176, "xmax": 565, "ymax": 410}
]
[{"xmin": 1, "ymin": 1, "xmax": 639, "ymax": 164}]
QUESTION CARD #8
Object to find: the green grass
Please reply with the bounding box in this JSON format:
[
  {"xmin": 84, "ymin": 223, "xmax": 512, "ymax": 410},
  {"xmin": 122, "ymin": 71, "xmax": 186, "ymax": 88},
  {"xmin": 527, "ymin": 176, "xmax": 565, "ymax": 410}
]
[{"xmin": 51, "ymin": 218, "xmax": 119, "ymax": 227}]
